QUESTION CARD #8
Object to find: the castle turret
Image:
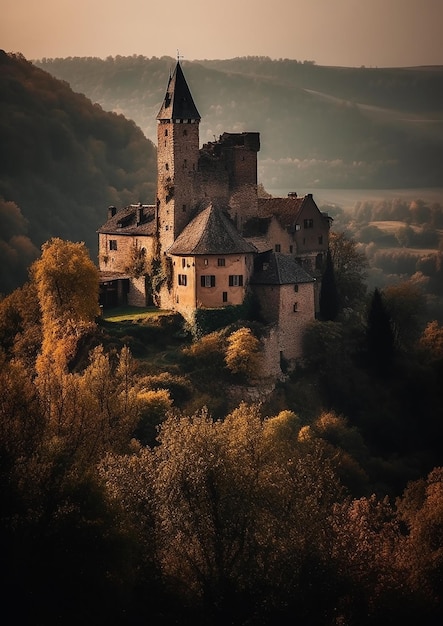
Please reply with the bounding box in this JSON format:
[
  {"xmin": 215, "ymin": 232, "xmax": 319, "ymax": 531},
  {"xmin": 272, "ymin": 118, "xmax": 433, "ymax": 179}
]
[{"xmin": 156, "ymin": 61, "xmax": 201, "ymax": 252}]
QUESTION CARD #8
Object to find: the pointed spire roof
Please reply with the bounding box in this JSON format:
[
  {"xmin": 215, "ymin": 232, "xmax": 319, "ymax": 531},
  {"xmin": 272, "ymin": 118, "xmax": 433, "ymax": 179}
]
[
  {"xmin": 167, "ymin": 204, "xmax": 257, "ymax": 255},
  {"xmin": 157, "ymin": 61, "xmax": 201, "ymax": 121}
]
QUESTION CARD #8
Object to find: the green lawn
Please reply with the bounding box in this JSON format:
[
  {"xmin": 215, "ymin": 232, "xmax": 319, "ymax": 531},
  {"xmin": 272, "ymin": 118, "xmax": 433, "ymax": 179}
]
[{"xmin": 101, "ymin": 305, "xmax": 173, "ymax": 323}]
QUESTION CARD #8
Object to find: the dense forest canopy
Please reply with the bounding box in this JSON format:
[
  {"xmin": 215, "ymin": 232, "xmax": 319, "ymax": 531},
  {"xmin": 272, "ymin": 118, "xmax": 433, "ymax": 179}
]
[
  {"xmin": 36, "ymin": 54, "xmax": 443, "ymax": 189},
  {"xmin": 1, "ymin": 237, "xmax": 443, "ymax": 625},
  {"xmin": 0, "ymin": 51, "xmax": 156, "ymax": 294}
]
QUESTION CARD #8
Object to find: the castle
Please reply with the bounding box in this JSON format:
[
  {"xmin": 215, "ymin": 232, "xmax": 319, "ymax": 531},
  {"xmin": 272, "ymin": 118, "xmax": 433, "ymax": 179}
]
[{"xmin": 98, "ymin": 60, "xmax": 331, "ymax": 366}]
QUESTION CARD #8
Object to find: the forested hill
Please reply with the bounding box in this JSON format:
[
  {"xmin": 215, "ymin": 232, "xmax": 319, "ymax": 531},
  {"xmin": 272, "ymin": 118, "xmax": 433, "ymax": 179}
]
[
  {"xmin": 36, "ymin": 55, "xmax": 443, "ymax": 191},
  {"xmin": 0, "ymin": 51, "xmax": 156, "ymax": 295}
]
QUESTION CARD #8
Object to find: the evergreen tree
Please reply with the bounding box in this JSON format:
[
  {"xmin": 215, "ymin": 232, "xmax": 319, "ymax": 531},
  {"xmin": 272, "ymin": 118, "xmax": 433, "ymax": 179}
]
[
  {"xmin": 319, "ymin": 248, "xmax": 340, "ymax": 321},
  {"xmin": 366, "ymin": 288, "xmax": 395, "ymax": 375}
]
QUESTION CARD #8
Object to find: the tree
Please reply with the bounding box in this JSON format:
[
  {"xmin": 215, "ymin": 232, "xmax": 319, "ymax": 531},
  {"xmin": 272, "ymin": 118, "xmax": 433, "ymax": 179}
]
[
  {"xmin": 319, "ymin": 248, "xmax": 340, "ymax": 320},
  {"xmin": 419, "ymin": 320, "xmax": 443, "ymax": 361},
  {"xmin": 366, "ymin": 288, "xmax": 395, "ymax": 375},
  {"xmin": 383, "ymin": 280, "xmax": 426, "ymax": 350},
  {"xmin": 225, "ymin": 327, "xmax": 262, "ymax": 380},
  {"xmin": 329, "ymin": 231, "xmax": 368, "ymax": 311},
  {"xmin": 31, "ymin": 238, "xmax": 99, "ymax": 364}
]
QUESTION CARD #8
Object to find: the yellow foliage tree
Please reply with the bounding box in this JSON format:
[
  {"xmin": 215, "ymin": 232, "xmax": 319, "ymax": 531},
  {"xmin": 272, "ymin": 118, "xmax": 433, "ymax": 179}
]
[
  {"xmin": 31, "ymin": 238, "xmax": 99, "ymax": 365},
  {"xmin": 225, "ymin": 327, "xmax": 261, "ymax": 380}
]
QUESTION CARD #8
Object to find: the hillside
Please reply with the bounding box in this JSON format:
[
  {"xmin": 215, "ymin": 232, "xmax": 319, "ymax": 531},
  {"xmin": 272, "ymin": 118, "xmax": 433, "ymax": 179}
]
[
  {"xmin": 36, "ymin": 55, "xmax": 443, "ymax": 190},
  {"xmin": 0, "ymin": 51, "xmax": 157, "ymax": 294}
]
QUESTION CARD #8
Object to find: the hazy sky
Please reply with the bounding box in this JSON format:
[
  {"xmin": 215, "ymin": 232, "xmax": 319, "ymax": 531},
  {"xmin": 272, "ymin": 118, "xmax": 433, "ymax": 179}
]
[{"xmin": 2, "ymin": 0, "xmax": 442, "ymax": 67}]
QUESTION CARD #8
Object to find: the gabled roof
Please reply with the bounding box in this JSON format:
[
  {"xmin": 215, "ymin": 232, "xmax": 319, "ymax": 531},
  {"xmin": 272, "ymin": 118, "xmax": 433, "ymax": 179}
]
[
  {"xmin": 257, "ymin": 194, "xmax": 315, "ymax": 229},
  {"xmin": 156, "ymin": 61, "xmax": 201, "ymax": 121},
  {"xmin": 250, "ymin": 252, "xmax": 315, "ymax": 285},
  {"xmin": 97, "ymin": 205, "xmax": 156, "ymax": 236},
  {"xmin": 167, "ymin": 204, "xmax": 257, "ymax": 256}
]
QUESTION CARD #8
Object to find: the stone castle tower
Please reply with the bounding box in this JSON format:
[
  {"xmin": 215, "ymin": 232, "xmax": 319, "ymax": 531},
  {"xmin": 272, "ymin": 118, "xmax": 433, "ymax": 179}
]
[{"xmin": 156, "ymin": 62, "xmax": 201, "ymax": 252}]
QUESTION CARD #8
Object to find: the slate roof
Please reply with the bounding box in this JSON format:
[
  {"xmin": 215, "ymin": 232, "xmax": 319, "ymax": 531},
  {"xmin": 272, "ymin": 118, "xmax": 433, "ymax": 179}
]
[
  {"xmin": 167, "ymin": 204, "xmax": 257, "ymax": 256},
  {"xmin": 157, "ymin": 61, "xmax": 201, "ymax": 121},
  {"xmin": 97, "ymin": 205, "xmax": 156, "ymax": 236},
  {"xmin": 250, "ymin": 253, "xmax": 315, "ymax": 285}
]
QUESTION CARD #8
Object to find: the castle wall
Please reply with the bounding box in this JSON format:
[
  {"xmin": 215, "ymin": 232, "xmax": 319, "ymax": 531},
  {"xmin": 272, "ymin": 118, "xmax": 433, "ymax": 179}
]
[
  {"xmin": 277, "ymin": 282, "xmax": 315, "ymax": 361},
  {"xmin": 293, "ymin": 196, "xmax": 329, "ymax": 257},
  {"xmin": 253, "ymin": 281, "xmax": 315, "ymax": 362},
  {"xmin": 264, "ymin": 217, "xmax": 294, "ymax": 254},
  {"xmin": 194, "ymin": 253, "xmax": 253, "ymax": 309},
  {"xmin": 98, "ymin": 233, "xmax": 154, "ymax": 274},
  {"xmin": 128, "ymin": 276, "xmax": 148, "ymax": 307}
]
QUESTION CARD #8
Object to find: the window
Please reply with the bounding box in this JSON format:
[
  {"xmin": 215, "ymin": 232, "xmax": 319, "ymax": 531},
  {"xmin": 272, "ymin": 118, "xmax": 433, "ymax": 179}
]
[
  {"xmin": 289, "ymin": 245, "xmax": 293, "ymax": 253},
  {"xmin": 222, "ymin": 291, "xmax": 228, "ymax": 303},
  {"xmin": 182, "ymin": 258, "xmax": 186, "ymax": 268},
  {"xmin": 182, "ymin": 204, "xmax": 187, "ymax": 212},
  {"xmin": 201, "ymin": 275, "xmax": 215, "ymax": 287},
  {"xmin": 217, "ymin": 258, "xmax": 225, "ymax": 267},
  {"xmin": 183, "ymin": 129, "xmax": 187, "ymax": 136},
  {"xmin": 229, "ymin": 275, "xmax": 243, "ymax": 287},
  {"xmin": 109, "ymin": 240, "xmax": 117, "ymax": 251},
  {"xmin": 304, "ymin": 218, "xmax": 314, "ymax": 229},
  {"xmin": 204, "ymin": 258, "xmax": 209, "ymax": 266},
  {"xmin": 293, "ymin": 302, "xmax": 298, "ymax": 312},
  {"xmin": 165, "ymin": 163, "xmax": 169, "ymax": 171},
  {"xmin": 275, "ymin": 244, "xmax": 281, "ymax": 252},
  {"xmin": 318, "ymin": 235, "xmax": 323, "ymax": 245},
  {"xmin": 294, "ymin": 284, "xmax": 299, "ymax": 292},
  {"xmin": 178, "ymin": 274, "xmax": 187, "ymax": 286},
  {"xmin": 165, "ymin": 129, "xmax": 168, "ymax": 136}
]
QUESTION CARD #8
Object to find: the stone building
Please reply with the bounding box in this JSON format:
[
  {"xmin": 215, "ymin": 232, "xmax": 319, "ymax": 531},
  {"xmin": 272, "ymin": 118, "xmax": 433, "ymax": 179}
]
[{"xmin": 98, "ymin": 60, "xmax": 331, "ymax": 366}]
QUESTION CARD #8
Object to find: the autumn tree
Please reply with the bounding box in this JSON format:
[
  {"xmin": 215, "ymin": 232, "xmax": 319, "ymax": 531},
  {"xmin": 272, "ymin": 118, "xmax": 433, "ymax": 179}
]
[
  {"xmin": 31, "ymin": 238, "xmax": 99, "ymax": 365},
  {"xmin": 225, "ymin": 327, "xmax": 262, "ymax": 380}
]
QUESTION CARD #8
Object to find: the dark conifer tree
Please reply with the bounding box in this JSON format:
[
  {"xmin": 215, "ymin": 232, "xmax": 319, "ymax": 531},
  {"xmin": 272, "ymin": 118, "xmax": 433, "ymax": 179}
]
[
  {"xmin": 319, "ymin": 248, "xmax": 340, "ymax": 321},
  {"xmin": 366, "ymin": 287, "xmax": 395, "ymax": 375}
]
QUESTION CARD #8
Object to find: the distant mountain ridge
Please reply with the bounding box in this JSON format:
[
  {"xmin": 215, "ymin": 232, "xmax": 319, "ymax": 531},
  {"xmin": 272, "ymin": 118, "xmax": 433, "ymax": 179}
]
[
  {"xmin": 0, "ymin": 51, "xmax": 157, "ymax": 294},
  {"xmin": 36, "ymin": 55, "xmax": 443, "ymax": 190}
]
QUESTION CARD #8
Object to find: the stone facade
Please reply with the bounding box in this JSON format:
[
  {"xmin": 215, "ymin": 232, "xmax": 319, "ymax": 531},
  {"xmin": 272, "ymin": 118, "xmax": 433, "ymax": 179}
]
[{"xmin": 97, "ymin": 61, "xmax": 332, "ymax": 369}]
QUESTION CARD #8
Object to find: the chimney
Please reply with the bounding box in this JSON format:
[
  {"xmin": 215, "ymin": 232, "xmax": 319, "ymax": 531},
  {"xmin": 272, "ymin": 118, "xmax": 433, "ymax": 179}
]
[
  {"xmin": 108, "ymin": 206, "xmax": 117, "ymax": 219},
  {"xmin": 288, "ymin": 192, "xmax": 297, "ymax": 198},
  {"xmin": 137, "ymin": 205, "xmax": 144, "ymax": 225}
]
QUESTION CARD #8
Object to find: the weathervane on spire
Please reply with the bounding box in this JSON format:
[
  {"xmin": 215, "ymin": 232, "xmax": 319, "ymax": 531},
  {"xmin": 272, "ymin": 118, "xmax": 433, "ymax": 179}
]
[{"xmin": 177, "ymin": 49, "xmax": 184, "ymax": 62}]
